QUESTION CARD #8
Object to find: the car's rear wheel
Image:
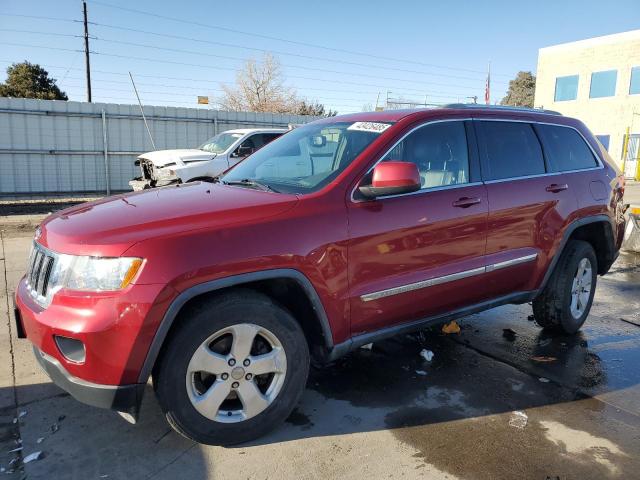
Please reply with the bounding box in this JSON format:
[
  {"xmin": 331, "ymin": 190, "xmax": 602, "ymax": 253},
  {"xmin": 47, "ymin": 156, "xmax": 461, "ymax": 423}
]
[
  {"xmin": 532, "ymin": 240, "xmax": 597, "ymax": 334},
  {"xmin": 154, "ymin": 290, "xmax": 309, "ymax": 445}
]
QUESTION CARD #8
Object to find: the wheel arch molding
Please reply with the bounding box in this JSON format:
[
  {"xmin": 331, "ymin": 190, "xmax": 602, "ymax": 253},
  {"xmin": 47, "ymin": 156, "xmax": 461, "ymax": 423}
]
[
  {"xmin": 539, "ymin": 214, "xmax": 616, "ymax": 292},
  {"xmin": 137, "ymin": 268, "xmax": 333, "ymax": 383}
]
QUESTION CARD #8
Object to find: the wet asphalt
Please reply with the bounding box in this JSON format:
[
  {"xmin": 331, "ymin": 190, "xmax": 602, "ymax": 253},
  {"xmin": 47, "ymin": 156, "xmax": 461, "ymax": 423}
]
[{"xmin": 1, "ymin": 220, "xmax": 639, "ymax": 479}]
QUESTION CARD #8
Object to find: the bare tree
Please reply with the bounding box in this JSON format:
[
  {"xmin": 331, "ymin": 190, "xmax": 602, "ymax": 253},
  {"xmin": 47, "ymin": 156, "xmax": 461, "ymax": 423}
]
[
  {"xmin": 219, "ymin": 54, "xmax": 336, "ymax": 115},
  {"xmin": 220, "ymin": 54, "xmax": 299, "ymax": 113}
]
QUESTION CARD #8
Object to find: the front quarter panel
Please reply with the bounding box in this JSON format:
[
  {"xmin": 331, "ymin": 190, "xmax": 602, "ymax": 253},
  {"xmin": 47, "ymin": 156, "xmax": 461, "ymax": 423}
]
[{"xmin": 123, "ymin": 190, "xmax": 351, "ymax": 346}]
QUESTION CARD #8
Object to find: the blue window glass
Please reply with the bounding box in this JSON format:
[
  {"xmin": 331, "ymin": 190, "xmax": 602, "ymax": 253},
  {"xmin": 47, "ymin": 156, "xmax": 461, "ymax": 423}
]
[
  {"xmin": 589, "ymin": 70, "xmax": 617, "ymax": 98},
  {"xmin": 554, "ymin": 75, "xmax": 579, "ymax": 101},
  {"xmin": 630, "ymin": 66, "xmax": 640, "ymax": 95},
  {"xmin": 595, "ymin": 135, "xmax": 610, "ymax": 151}
]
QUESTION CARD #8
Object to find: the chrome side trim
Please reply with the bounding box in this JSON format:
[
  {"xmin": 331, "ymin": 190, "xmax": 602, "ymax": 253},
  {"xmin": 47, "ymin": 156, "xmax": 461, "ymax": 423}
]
[
  {"xmin": 360, "ymin": 253, "xmax": 538, "ymax": 302},
  {"xmin": 361, "ymin": 267, "xmax": 485, "ymax": 302},
  {"xmin": 485, "ymin": 253, "xmax": 538, "ymax": 272}
]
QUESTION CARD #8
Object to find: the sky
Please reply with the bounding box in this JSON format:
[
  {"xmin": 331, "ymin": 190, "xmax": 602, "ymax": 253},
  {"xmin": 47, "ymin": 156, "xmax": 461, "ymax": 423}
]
[{"xmin": 1, "ymin": 0, "xmax": 639, "ymax": 114}]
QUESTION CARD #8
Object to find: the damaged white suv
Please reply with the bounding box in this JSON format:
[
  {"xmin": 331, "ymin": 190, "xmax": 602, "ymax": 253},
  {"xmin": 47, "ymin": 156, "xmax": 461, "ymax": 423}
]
[{"xmin": 129, "ymin": 128, "xmax": 287, "ymax": 190}]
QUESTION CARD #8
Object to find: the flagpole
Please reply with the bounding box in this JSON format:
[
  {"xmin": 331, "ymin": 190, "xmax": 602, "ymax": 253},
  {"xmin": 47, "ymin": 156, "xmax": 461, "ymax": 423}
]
[{"xmin": 485, "ymin": 61, "xmax": 491, "ymax": 105}]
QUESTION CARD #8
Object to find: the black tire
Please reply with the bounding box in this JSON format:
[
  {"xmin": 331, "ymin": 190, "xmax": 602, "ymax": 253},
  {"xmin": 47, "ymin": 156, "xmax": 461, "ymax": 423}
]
[
  {"xmin": 532, "ymin": 240, "xmax": 597, "ymax": 334},
  {"xmin": 153, "ymin": 289, "xmax": 310, "ymax": 445}
]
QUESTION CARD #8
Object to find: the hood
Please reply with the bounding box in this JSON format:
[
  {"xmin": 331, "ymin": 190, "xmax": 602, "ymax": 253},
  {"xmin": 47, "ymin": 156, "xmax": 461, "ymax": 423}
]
[
  {"xmin": 39, "ymin": 182, "xmax": 298, "ymax": 256},
  {"xmin": 139, "ymin": 149, "xmax": 216, "ymax": 167}
]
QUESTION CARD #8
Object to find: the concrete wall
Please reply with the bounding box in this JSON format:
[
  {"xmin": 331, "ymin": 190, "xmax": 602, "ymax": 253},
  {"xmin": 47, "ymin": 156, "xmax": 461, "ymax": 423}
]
[
  {"xmin": 0, "ymin": 98, "xmax": 318, "ymax": 195},
  {"xmin": 534, "ymin": 30, "xmax": 640, "ymax": 175}
]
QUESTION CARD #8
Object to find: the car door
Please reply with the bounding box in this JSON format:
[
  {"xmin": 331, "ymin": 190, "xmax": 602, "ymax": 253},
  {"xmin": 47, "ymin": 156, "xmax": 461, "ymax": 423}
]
[
  {"xmin": 347, "ymin": 120, "xmax": 489, "ymax": 335},
  {"xmin": 475, "ymin": 119, "xmax": 577, "ymax": 298}
]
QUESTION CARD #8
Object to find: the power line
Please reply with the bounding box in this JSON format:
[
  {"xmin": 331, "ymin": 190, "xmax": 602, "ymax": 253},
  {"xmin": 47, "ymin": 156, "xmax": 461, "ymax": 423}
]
[
  {"xmin": 0, "ymin": 28, "xmax": 85, "ymax": 39},
  {"xmin": 90, "ymin": 36, "xmax": 492, "ymax": 90},
  {"xmin": 0, "ymin": 40, "xmax": 484, "ymax": 94},
  {"xmin": 89, "ymin": 21, "xmax": 506, "ymax": 84},
  {"xmin": 64, "ymin": 77, "xmax": 461, "ymax": 101},
  {"xmin": 92, "ymin": 49, "xmax": 480, "ymax": 97},
  {"xmin": 0, "ymin": 27, "xmax": 502, "ymax": 88},
  {"xmin": 0, "ymin": 13, "xmax": 80, "ymax": 23},
  {"xmin": 0, "ymin": 60, "xmax": 471, "ymax": 100},
  {"xmin": 0, "ymin": 11, "xmax": 507, "ymax": 82},
  {"xmin": 57, "ymin": 85, "xmax": 368, "ymax": 109},
  {"xmin": 88, "ymin": 0, "xmax": 511, "ymax": 78}
]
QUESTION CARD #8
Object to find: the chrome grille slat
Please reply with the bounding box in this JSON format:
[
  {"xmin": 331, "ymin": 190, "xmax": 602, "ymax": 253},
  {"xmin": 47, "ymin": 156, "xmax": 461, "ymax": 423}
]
[
  {"xmin": 41, "ymin": 257, "xmax": 54, "ymax": 296},
  {"xmin": 33, "ymin": 253, "xmax": 45, "ymax": 292},
  {"xmin": 36, "ymin": 256, "xmax": 52, "ymax": 295},
  {"xmin": 26, "ymin": 243, "xmax": 58, "ymax": 307},
  {"xmin": 30, "ymin": 251, "xmax": 43, "ymax": 286}
]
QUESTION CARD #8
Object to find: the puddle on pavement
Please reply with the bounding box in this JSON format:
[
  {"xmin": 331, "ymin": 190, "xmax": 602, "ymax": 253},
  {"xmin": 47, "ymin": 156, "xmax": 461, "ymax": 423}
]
[{"xmin": 392, "ymin": 398, "xmax": 640, "ymax": 480}]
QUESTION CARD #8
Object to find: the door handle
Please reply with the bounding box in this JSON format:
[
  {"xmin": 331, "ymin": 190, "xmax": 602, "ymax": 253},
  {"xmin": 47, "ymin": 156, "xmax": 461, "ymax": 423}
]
[
  {"xmin": 546, "ymin": 183, "xmax": 569, "ymax": 193},
  {"xmin": 452, "ymin": 197, "xmax": 481, "ymax": 208}
]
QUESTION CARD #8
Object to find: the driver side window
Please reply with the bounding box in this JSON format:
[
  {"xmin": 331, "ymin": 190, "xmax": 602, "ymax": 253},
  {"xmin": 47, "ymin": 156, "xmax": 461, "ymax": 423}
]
[
  {"xmin": 234, "ymin": 135, "xmax": 258, "ymax": 157},
  {"xmin": 381, "ymin": 121, "xmax": 470, "ymax": 189}
]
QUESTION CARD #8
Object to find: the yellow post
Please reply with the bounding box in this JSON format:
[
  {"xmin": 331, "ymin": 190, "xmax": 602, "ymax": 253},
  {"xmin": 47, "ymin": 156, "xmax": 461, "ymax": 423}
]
[{"xmin": 621, "ymin": 127, "xmax": 630, "ymax": 172}]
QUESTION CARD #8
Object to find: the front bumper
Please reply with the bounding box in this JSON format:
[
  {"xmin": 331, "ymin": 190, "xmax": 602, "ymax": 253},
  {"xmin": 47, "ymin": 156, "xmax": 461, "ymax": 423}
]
[
  {"xmin": 33, "ymin": 346, "xmax": 145, "ymax": 415},
  {"xmin": 15, "ymin": 276, "xmax": 168, "ymax": 386}
]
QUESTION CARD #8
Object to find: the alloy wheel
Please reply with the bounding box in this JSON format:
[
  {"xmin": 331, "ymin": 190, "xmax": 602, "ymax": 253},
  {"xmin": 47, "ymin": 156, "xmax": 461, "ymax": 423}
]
[
  {"xmin": 570, "ymin": 257, "xmax": 592, "ymax": 319},
  {"xmin": 185, "ymin": 323, "xmax": 287, "ymax": 423}
]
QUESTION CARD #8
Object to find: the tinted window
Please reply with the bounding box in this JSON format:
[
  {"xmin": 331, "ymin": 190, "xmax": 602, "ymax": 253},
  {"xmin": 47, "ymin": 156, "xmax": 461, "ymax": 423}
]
[
  {"xmin": 590, "ymin": 70, "xmax": 617, "ymax": 98},
  {"xmin": 477, "ymin": 121, "xmax": 545, "ymax": 180},
  {"xmin": 630, "ymin": 66, "xmax": 640, "ymax": 95},
  {"xmin": 262, "ymin": 133, "xmax": 283, "ymax": 144},
  {"xmin": 536, "ymin": 124, "xmax": 598, "ymax": 172},
  {"xmin": 555, "ymin": 75, "xmax": 579, "ymax": 101},
  {"xmin": 381, "ymin": 121, "xmax": 469, "ymax": 189}
]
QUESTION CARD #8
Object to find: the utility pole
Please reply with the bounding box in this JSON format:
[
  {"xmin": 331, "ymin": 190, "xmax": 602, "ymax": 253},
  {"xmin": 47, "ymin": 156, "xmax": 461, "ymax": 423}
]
[{"xmin": 83, "ymin": 1, "xmax": 92, "ymax": 102}]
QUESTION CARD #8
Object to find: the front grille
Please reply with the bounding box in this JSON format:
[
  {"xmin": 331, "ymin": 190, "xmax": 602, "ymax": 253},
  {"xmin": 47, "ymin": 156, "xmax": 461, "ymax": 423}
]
[{"xmin": 25, "ymin": 243, "xmax": 57, "ymax": 306}]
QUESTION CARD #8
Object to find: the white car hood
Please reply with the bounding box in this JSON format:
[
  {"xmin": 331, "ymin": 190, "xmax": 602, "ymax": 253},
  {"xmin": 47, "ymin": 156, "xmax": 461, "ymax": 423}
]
[{"xmin": 138, "ymin": 149, "xmax": 216, "ymax": 167}]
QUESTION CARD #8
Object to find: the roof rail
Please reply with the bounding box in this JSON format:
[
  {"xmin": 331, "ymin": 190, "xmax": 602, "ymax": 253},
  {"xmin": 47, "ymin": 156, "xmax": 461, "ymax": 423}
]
[{"xmin": 442, "ymin": 104, "xmax": 562, "ymax": 116}]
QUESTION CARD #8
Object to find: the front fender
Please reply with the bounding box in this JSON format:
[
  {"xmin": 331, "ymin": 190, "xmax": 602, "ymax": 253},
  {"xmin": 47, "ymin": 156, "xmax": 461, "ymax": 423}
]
[{"xmin": 136, "ymin": 268, "xmax": 333, "ymax": 383}]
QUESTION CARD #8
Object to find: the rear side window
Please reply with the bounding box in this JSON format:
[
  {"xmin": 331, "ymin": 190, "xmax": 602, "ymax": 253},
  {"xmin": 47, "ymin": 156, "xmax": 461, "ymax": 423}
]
[
  {"xmin": 476, "ymin": 121, "xmax": 545, "ymax": 181},
  {"xmin": 535, "ymin": 124, "xmax": 598, "ymax": 172}
]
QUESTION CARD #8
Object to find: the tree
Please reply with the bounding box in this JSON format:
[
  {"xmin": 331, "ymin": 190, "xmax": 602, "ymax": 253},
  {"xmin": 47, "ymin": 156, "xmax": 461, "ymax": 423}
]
[
  {"xmin": 296, "ymin": 100, "xmax": 337, "ymax": 117},
  {"xmin": 0, "ymin": 61, "xmax": 68, "ymax": 100},
  {"xmin": 220, "ymin": 53, "xmax": 334, "ymax": 116},
  {"xmin": 500, "ymin": 71, "xmax": 536, "ymax": 107}
]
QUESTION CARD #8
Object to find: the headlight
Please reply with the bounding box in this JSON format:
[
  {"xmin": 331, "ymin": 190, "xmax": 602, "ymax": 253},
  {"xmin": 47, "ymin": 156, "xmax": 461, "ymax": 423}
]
[
  {"xmin": 26, "ymin": 243, "xmax": 144, "ymax": 307},
  {"xmin": 46, "ymin": 255, "xmax": 143, "ymax": 297},
  {"xmin": 54, "ymin": 256, "xmax": 143, "ymax": 291}
]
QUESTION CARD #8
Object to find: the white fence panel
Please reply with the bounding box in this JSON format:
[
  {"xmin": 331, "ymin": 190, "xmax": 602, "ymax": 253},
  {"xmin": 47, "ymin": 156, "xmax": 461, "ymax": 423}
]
[{"xmin": 0, "ymin": 98, "xmax": 318, "ymax": 195}]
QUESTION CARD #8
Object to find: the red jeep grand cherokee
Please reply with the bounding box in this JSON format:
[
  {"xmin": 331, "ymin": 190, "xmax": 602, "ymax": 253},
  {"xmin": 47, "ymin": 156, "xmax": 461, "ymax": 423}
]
[{"xmin": 15, "ymin": 105, "xmax": 626, "ymax": 445}]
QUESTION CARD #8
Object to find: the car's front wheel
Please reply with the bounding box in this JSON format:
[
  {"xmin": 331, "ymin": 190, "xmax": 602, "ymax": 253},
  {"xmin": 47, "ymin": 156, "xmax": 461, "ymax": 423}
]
[{"xmin": 154, "ymin": 290, "xmax": 309, "ymax": 445}]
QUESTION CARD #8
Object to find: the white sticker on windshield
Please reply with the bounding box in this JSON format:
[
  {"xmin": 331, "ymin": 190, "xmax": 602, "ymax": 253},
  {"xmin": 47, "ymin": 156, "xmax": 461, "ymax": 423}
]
[{"xmin": 347, "ymin": 122, "xmax": 391, "ymax": 134}]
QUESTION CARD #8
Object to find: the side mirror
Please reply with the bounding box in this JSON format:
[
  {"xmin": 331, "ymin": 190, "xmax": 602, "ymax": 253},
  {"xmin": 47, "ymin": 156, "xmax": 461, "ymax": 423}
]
[
  {"xmin": 234, "ymin": 145, "xmax": 254, "ymax": 158},
  {"xmin": 358, "ymin": 161, "xmax": 421, "ymax": 199}
]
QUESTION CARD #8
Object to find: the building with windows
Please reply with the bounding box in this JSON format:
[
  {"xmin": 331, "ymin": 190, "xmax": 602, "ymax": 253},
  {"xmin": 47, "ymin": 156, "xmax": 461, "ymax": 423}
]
[{"xmin": 534, "ymin": 29, "xmax": 640, "ymax": 178}]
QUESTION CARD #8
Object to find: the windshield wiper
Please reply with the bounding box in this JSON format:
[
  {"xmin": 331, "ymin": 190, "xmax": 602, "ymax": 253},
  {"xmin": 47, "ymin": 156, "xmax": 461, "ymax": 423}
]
[{"xmin": 222, "ymin": 178, "xmax": 278, "ymax": 193}]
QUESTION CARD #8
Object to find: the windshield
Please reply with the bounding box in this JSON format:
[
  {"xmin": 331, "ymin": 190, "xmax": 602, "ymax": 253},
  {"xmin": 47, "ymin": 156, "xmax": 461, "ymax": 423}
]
[
  {"xmin": 199, "ymin": 132, "xmax": 244, "ymax": 154},
  {"xmin": 221, "ymin": 121, "xmax": 391, "ymax": 194}
]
